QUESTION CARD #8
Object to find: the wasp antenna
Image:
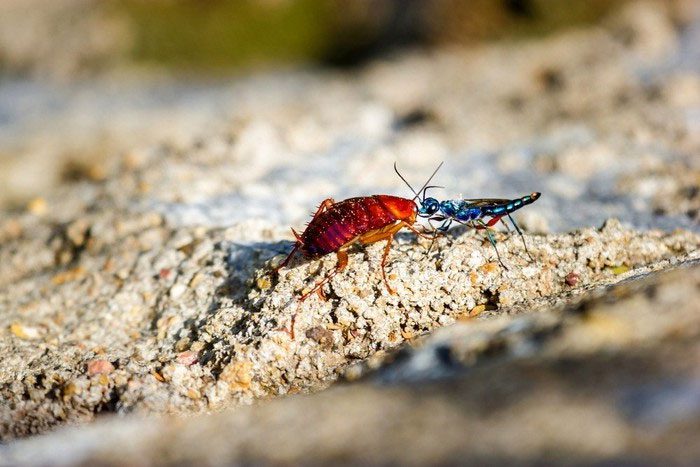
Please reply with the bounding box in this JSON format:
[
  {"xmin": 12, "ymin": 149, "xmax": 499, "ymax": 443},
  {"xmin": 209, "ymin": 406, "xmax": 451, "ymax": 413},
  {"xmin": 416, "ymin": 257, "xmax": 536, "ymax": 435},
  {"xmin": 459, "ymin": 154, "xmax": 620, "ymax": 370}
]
[
  {"xmin": 413, "ymin": 161, "xmax": 444, "ymax": 202},
  {"xmin": 394, "ymin": 162, "xmax": 419, "ymax": 197},
  {"xmin": 421, "ymin": 184, "xmax": 445, "ymax": 202}
]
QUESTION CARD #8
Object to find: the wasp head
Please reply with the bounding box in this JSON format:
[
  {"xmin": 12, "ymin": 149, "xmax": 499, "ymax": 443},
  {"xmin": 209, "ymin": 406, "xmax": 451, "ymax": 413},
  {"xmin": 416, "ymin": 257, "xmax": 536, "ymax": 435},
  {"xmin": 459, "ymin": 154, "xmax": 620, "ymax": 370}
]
[{"xmin": 417, "ymin": 197, "xmax": 441, "ymax": 217}]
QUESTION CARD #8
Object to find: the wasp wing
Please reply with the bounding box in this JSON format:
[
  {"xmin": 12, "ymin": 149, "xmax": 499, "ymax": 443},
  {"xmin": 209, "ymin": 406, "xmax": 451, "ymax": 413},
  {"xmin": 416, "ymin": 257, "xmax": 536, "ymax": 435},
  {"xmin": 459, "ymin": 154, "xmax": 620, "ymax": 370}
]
[{"xmin": 459, "ymin": 198, "xmax": 512, "ymax": 208}]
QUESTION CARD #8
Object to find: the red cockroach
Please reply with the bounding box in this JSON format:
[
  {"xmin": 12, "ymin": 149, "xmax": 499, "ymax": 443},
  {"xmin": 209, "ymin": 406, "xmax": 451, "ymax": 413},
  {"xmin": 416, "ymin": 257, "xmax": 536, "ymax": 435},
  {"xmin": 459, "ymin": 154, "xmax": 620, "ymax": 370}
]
[{"xmin": 275, "ymin": 163, "xmax": 443, "ymax": 301}]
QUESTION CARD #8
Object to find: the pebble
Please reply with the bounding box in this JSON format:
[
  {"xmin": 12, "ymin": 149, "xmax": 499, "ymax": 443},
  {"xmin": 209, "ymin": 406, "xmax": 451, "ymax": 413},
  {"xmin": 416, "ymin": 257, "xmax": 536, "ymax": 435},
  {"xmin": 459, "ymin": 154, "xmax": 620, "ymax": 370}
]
[
  {"xmin": 27, "ymin": 197, "xmax": 47, "ymax": 215},
  {"xmin": 10, "ymin": 323, "xmax": 42, "ymax": 340},
  {"xmin": 176, "ymin": 351, "xmax": 199, "ymax": 366},
  {"xmin": 220, "ymin": 361, "xmax": 253, "ymax": 391},
  {"xmin": 565, "ymin": 272, "xmax": 580, "ymax": 286},
  {"xmin": 87, "ymin": 359, "xmax": 115, "ymax": 376}
]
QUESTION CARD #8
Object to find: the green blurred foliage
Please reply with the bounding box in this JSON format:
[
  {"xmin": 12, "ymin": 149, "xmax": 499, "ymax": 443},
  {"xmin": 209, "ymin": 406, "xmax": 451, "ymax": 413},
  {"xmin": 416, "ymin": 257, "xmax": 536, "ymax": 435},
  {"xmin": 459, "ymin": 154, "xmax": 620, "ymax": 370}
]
[
  {"xmin": 116, "ymin": 0, "xmax": 632, "ymax": 72},
  {"xmin": 120, "ymin": 0, "xmax": 333, "ymax": 71},
  {"xmin": 433, "ymin": 0, "xmax": 633, "ymax": 41}
]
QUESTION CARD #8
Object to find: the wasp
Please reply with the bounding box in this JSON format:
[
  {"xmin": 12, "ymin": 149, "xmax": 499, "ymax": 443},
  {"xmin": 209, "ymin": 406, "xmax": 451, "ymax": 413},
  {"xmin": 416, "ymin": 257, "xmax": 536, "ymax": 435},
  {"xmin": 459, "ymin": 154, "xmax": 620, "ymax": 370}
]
[
  {"xmin": 276, "ymin": 163, "xmax": 443, "ymax": 300},
  {"xmin": 417, "ymin": 192, "xmax": 541, "ymax": 268}
]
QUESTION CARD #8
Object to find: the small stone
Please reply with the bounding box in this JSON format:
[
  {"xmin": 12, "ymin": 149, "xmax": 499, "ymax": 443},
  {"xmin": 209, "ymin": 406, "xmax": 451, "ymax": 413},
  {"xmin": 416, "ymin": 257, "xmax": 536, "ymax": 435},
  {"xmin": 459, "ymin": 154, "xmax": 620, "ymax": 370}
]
[
  {"xmin": 61, "ymin": 382, "xmax": 80, "ymax": 401},
  {"xmin": 122, "ymin": 151, "xmax": 144, "ymax": 170},
  {"xmin": 116, "ymin": 268, "xmax": 130, "ymax": 280},
  {"xmin": 305, "ymin": 326, "xmax": 334, "ymax": 349},
  {"xmin": 10, "ymin": 323, "xmax": 42, "ymax": 340},
  {"xmin": 610, "ymin": 265, "xmax": 631, "ymax": 275},
  {"xmin": 87, "ymin": 359, "xmax": 115, "ymax": 376},
  {"xmin": 174, "ymin": 338, "xmax": 191, "ymax": 352},
  {"xmin": 565, "ymin": 272, "xmax": 580, "ymax": 286},
  {"xmin": 138, "ymin": 181, "xmax": 151, "ymax": 193},
  {"xmin": 66, "ymin": 219, "xmax": 90, "ymax": 246},
  {"xmin": 220, "ymin": 361, "xmax": 253, "ymax": 391},
  {"xmin": 268, "ymin": 254, "xmax": 286, "ymax": 270},
  {"xmin": 388, "ymin": 330, "xmax": 399, "ymax": 343},
  {"xmin": 51, "ymin": 267, "xmax": 86, "ymax": 285},
  {"xmin": 1, "ymin": 219, "xmax": 22, "ymax": 241},
  {"xmin": 27, "ymin": 197, "xmax": 47, "ymax": 215},
  {"xmin": 256, "ymin": 275, "xmax": 272, "ymax": 291},
  {"xmin": 176, "ymin": 351, "xmax": 199, "ymax": 366},
  {"xmin": 177, "ymin": 240, "xmax": 199, "ymax": 257},
  {"xmin": 343, "ymin": 364, "xmax": 364, "ymax": 381},
  {"xmin": 186, "ymin": 388, "xmax": 201, "ymax": 400},
  {"xmin": 189, "ymin": 272, "xmax": 205, "ymax": 288},
  {"xmin": 480, "ymin": 262, "xmax": 499, "ymax": 273},
  {"xmin": 170, "ymin": 283, "xmax": 187, "ymax": 299}
]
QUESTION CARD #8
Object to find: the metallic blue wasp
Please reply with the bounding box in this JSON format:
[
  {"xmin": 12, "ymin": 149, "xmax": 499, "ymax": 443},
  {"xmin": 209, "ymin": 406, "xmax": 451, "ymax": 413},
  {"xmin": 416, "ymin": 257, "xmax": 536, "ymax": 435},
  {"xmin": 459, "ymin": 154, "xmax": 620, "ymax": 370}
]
[
  {"xmin": 416, "ymin": 192, "xmax": 541, "ymax": 268},
  {"xmin": 393, "ymin": 163, "xmax": 540, "ymax": 268}
]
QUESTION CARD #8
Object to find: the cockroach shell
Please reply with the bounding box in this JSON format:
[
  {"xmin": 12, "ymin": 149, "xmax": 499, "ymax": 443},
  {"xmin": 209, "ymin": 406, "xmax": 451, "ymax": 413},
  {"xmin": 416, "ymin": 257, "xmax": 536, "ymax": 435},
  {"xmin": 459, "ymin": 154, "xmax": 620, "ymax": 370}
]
[{"xmin": 376, "ymin": 195, "xmax": 417, "ymax": 223}]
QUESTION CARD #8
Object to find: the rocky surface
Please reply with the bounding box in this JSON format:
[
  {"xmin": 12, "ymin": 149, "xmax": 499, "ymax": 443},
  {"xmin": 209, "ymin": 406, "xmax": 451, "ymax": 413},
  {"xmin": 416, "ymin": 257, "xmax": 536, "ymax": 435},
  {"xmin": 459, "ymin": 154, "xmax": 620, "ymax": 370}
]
[
  {"xmin": 1, "ymin": 201, "xmax": 697, "ymax": 439},
  {"xmin": 4, "ymin": 263, "xmax": 700, "ymax": 465},
  {"xmin": 0, "ymin": 0, "xmax": 699, "ymax": 463}
]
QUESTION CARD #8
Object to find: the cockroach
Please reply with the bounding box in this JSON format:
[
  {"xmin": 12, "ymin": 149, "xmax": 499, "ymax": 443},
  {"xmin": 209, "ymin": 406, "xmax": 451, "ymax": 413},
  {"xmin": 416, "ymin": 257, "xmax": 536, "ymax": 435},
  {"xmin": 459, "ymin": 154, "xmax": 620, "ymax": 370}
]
[{"xmin": 275, "ymin": 163, "xmax": 443, "ymax": 300}]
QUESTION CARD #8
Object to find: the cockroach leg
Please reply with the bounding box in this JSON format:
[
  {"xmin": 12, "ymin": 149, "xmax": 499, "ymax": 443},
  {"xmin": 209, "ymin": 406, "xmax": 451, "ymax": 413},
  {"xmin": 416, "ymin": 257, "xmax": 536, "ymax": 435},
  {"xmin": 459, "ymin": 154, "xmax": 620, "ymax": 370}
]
[{"xmin": 300, "ymin": 247, "xmax": 349, "ymax": 301}]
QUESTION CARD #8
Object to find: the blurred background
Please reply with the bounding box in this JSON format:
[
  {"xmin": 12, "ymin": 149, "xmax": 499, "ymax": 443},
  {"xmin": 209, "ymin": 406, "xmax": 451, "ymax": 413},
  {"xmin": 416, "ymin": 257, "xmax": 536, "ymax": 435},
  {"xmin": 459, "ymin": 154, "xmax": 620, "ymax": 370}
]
[
  {"xmin": 2, "ymin": 0, "xmax": 667, "ymax": 77},
  {"xmin": 1, "ymin": 0, "xmax": 698, "ymax": 231}
]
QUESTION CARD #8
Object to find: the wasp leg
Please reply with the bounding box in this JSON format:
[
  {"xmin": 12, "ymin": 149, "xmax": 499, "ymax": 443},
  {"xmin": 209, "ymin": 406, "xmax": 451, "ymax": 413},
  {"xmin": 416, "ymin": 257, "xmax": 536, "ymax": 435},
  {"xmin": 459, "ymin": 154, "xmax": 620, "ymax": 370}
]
[
  {"xmin": 500, "ymin": 218, "xmax": 512, "ymax": 233},
  {"xmin": 482, "ymin": 216, "xmax": 502, "ymax": 228},
  {"xmin": 300, "ymin": 246, "xmax": 349, "ymax": 301},
  {"xmin": 485, "ymin": 229, "xmax": 508, "ymax": 270},
  {"xmin": 473, "ymin": 215, "xmax": 503, "ymax": 231},
  {"xmin": 476, "ymin": 218, "xmax": 508, "ymax": 270},
  {"xmin": 425, "ymin": 219, "xmax": 439, "ymax": 256},
  {"xmin": 507, "ymin": 213, "xmax": 533, "ymax": 261},
  {"xmin": 427, "ymin": 229, "xmax": 439, "ymax": 255},
  {"xmin": 405, "ymin": 217, "xmax": 443, "ymax": 254},
  {"xmin": 427, "ymin": 218, "xmax": 451, "ymax": 254}
]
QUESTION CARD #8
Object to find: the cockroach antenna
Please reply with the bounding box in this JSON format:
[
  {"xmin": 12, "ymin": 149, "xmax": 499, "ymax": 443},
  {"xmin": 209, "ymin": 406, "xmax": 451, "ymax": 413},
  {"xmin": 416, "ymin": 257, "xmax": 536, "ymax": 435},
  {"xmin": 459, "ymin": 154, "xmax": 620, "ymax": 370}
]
[
  {"xmin": 393, "ymin": 162, "xmax": 419, "ymax": 197},
  {"xmin": 413, "ymin": 162, "xmax": 444, "ymax": 202},
  {"xmin": 394, "ymin": 161, "xmax": 444, "ymax": 202}
]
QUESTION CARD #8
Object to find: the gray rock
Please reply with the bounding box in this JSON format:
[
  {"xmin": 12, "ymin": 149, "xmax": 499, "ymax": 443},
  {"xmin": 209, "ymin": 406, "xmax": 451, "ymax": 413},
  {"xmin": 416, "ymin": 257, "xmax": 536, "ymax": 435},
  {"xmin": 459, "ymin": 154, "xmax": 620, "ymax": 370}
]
[{"xmin": 4, "ymin": 264, "xmax": 700, "ymax": 466}]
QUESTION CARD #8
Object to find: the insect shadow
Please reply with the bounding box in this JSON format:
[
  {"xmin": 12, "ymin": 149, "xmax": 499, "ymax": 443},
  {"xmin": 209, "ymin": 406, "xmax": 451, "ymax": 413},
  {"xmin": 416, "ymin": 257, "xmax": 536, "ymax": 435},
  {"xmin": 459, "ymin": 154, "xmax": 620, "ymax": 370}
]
[
  {"xmin": 273, "ymin": 231, "xmax": 430, "ymax": 302},
  {"xmin": 185, "ymin": 240, "xmax": 294, "ymax": 369},
  {"xmin": 424, "ymin": 222, "xmax": 525, "ymax": 266},
  {"xmin": 192, "ymin": 230, "xmax": 430, "ymax": 364},
  {"xmin": 201, "ymin": 237, "xmax": 347, "ymax": 314}
]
